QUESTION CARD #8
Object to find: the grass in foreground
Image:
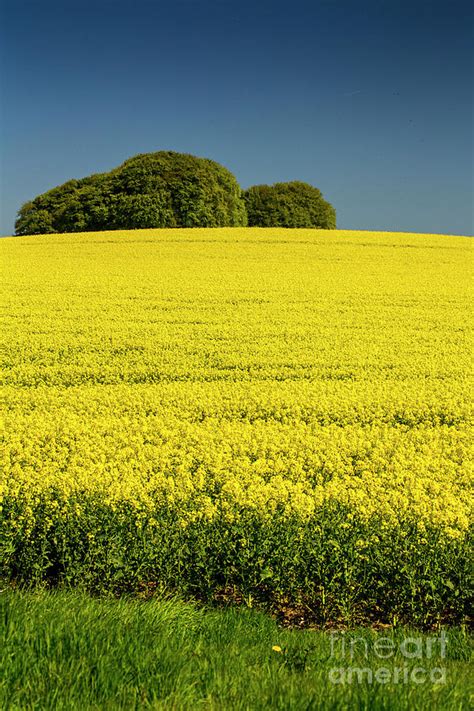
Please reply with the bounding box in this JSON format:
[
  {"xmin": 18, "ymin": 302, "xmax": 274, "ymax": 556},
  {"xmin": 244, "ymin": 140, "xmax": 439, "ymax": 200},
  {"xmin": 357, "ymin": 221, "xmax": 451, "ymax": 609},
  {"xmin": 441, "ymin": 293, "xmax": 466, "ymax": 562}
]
[{"xmin": 1, "ymin": 589, "xmax": 472, "ymax": 710}]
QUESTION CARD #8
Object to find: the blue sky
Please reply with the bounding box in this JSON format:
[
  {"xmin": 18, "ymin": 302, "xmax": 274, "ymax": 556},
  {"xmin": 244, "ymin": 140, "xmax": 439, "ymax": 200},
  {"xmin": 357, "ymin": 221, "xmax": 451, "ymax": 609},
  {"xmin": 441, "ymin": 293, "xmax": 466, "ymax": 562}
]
[{"xmin": 1, "ymin": 0, "xmax": 472, "ymax": 235}]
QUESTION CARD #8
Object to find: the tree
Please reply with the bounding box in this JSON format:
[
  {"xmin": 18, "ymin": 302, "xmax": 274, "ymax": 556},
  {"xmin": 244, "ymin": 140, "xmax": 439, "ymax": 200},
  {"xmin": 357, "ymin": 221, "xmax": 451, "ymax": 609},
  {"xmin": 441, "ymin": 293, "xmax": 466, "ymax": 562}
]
[
  {"xmin": 13, "ymin": 203, "xmax": 55, "ymax": 235},
  {"xmin": 243, "ymin": 181, "xmax": 336, "ymax": 229},
  {"xmin": 15, "ymin": 152, "xmax": 247, "ymax": 235}
]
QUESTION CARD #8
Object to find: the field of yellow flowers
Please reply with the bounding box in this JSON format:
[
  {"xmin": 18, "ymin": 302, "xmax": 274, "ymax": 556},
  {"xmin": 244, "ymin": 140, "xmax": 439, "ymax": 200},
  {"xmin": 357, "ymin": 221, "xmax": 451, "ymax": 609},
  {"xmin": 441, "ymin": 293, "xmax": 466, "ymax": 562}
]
[{"xmin": 1, "ymin": 228, "xmax": 472, "ymax": 624}]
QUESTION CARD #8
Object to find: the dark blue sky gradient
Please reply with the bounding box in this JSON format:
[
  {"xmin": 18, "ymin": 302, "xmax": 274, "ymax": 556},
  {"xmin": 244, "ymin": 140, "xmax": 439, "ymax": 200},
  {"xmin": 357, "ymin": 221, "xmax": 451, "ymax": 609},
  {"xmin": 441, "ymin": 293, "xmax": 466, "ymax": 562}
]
[{"xmin": 1, "ymin": 0, "xmax": 472, "ymax": 235}]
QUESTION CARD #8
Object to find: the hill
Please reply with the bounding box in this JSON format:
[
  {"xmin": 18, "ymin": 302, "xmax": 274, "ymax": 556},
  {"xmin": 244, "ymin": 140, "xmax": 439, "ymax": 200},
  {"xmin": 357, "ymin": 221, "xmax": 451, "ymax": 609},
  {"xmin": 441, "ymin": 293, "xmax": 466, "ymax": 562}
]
[{"xmin": 1, "ymin": 227, "xmax": 471, "ymax": 626}]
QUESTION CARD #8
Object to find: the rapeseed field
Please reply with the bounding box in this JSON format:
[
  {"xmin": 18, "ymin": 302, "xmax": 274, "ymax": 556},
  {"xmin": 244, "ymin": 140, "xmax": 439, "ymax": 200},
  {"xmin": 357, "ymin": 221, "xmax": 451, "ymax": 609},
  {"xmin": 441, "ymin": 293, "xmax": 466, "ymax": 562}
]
[{"xmin": 1, "ymin": 228, "xmax": 472, "ymax": 624}]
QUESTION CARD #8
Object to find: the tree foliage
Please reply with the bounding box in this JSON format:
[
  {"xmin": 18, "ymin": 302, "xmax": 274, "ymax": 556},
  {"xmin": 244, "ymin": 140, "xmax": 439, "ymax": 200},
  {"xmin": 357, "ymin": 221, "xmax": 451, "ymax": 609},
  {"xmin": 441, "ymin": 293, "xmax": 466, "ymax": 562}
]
[
  {"xmin": 15, "ymin": 152, "xmax": 247, "ymax": 235},
  {"xmin": 243, "ymin": 181, "xmax": 336, "ymax": 229},
  {"xmin": 15, "ymin": 154, "xmax": 337, "ymax": 235}
]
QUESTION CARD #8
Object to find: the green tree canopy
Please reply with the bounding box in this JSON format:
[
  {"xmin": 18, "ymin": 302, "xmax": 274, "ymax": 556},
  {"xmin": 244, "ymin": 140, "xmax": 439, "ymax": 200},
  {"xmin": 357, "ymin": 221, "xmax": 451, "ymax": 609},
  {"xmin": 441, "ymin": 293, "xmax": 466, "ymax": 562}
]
[
  {"xmin": 15, "ymin": 152, "xmax": 247, "ymax": 235},
  {"xmin": 243, "ymin": 181, "xmax": 336, "ymax": 229}
]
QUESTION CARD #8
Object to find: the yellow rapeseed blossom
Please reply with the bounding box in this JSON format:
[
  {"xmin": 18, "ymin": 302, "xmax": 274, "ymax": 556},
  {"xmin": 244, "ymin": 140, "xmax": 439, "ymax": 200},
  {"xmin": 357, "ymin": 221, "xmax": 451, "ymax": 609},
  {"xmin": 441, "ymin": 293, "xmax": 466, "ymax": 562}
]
[{"xmin": 0, "ymin": 227, "xmax": 472, "ymax": 537}]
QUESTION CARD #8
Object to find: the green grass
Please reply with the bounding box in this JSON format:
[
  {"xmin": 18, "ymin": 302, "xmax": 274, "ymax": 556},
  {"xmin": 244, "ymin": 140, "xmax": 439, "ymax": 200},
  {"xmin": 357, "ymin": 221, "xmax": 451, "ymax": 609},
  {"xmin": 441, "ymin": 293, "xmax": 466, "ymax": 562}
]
[{"xmin": 1, "ymin": 589, "xmax": 472, "ymax": 710}]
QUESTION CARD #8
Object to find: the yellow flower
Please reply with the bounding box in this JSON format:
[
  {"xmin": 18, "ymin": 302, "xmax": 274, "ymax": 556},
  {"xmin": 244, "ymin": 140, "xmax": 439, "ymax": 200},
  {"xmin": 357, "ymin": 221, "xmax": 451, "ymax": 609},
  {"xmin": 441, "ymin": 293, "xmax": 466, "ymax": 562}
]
[{"xmin": 0, "ymin": 228, "xmax": 471, "ymax": 548}]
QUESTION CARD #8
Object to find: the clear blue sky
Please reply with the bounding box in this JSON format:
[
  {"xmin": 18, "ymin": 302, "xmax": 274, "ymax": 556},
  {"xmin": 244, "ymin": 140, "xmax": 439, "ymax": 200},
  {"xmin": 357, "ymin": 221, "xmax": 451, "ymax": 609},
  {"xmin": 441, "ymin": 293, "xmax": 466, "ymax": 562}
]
[{"xmin": 1, "ymin": 0, "xmax": 472, "ymax": 235}]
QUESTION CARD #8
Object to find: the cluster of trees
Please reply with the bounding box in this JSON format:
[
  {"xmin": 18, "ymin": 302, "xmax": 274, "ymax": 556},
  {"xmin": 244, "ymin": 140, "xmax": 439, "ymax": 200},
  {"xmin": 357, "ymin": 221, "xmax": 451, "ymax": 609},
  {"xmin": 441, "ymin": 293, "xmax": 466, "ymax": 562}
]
[
  {"xmin": 15, "ymin": 151, "xmax": 336, "ymax": 235},
  {"xmin": 243, "ymin": 181, "xmax": 336, "ymax": 229}
]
